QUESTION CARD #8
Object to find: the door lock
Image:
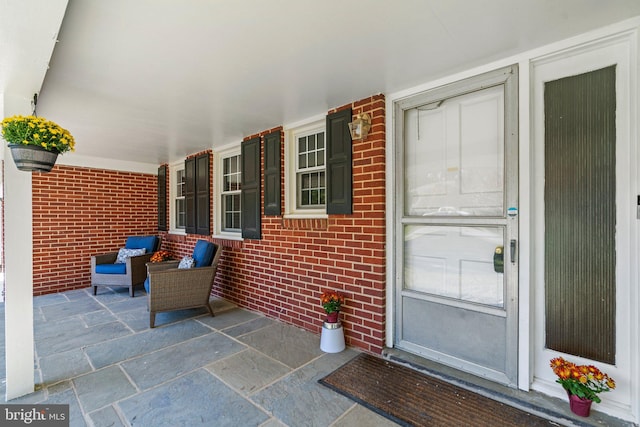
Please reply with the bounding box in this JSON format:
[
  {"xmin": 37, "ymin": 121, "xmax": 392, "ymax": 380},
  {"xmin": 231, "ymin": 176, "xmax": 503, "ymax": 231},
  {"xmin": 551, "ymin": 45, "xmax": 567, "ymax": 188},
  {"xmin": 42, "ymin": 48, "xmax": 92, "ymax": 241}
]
[{"xmin": 493, "ymin": 246, "xmax": 504, "ymax": 273}]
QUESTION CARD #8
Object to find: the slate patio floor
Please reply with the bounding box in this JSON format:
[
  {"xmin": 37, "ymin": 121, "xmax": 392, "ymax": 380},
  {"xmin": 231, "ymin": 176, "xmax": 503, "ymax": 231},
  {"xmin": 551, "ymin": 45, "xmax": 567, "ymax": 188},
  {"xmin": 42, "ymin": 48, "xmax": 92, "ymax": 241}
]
[
  {"xmin": 0, "ymin": 287, "xmax": 397, "ymax": 427},
  {"xmin": 0, "ymin": 287, "xmax": 632, "ymax": 427}
]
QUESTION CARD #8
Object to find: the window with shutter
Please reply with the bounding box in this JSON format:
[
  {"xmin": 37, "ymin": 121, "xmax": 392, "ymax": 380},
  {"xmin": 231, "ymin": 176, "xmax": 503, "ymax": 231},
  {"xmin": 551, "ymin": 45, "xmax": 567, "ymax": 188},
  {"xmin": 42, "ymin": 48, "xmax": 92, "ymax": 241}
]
[{"xmin": 284, "ymin": 118, "xmax": 327, "ymax": 217}]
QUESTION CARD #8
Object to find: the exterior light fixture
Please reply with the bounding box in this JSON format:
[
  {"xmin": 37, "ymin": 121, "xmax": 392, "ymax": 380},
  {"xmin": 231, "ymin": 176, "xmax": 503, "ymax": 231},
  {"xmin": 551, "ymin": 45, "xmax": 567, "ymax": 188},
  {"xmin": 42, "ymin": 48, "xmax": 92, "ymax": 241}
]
[{"xmin": 348, "ymin": 113, "xmax": 371, "ymax": 140}]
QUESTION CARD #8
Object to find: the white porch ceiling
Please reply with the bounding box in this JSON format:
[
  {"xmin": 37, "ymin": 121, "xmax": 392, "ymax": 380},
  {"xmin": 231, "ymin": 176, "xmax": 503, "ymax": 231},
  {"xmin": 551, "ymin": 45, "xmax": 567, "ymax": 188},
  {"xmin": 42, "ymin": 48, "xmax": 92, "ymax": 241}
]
[{"xmin": 7, "ymin": 0, "xmax": 640, "ymax": 165}]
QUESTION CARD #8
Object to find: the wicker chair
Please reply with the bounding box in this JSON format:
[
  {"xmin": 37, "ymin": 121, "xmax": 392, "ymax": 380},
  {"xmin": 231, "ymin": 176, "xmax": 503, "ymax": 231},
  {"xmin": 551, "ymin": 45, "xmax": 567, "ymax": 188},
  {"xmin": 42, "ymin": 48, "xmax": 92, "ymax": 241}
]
[
  {"xmin": 145, "ymin": 240, "xmax": 221, "ymax": 328},
  {"xmin": 91, "ymin": 235, "xmax": 161, "ymax": 297}
]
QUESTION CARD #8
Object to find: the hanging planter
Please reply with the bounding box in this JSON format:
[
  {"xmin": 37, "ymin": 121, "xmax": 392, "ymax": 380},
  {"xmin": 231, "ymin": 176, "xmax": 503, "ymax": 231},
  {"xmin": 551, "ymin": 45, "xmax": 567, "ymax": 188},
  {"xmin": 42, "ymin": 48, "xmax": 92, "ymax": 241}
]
[
  {"xmin": 8, "ymin": 144, "xmax": 59, "ymax": 172},
  {"xmin": 1, "ymin": 113, "xmax": 75, "ymax": 173}
]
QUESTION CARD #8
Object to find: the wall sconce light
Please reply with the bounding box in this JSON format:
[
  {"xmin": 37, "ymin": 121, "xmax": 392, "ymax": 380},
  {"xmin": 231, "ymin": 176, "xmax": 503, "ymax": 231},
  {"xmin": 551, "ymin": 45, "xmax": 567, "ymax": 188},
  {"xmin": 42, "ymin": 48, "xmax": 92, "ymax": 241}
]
[{"xmin": 348, "ymin": 113, "xmax": 371, "ymax": 140}]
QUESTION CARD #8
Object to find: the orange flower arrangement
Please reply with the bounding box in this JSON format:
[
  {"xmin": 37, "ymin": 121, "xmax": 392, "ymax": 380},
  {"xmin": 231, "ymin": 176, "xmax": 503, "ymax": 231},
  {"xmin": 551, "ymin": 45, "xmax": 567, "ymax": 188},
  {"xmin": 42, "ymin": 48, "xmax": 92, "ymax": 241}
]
[
  {"xmin": 320, "ymin": 291, "xmax": 344, "ymax": 314},
  {"xmin": 150, "ymin": 250, "xmax": 172, "ymax": 263},
  {"xmin": 550, "ymin": 357, "xmax": 615, "ymax": 403}
]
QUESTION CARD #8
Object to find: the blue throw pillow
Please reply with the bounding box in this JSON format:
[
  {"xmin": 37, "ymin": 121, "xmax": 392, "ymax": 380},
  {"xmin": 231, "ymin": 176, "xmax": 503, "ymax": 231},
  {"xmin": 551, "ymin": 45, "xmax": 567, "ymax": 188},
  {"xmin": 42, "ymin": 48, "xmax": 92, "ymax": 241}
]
[
  {"xmin": 178, "ymin": 256, "xmax": 195, "ymax": 269},
  {"xmin": 125, "ymin": 236, "xmax": 159, "ymax": 253},
  {"xmin": 192, "ymin": 240, "xmax": 216, "ymax": 267},
  {"xmin": 116, "ymin": 248, "xmax": 146, "ymax": 264}
]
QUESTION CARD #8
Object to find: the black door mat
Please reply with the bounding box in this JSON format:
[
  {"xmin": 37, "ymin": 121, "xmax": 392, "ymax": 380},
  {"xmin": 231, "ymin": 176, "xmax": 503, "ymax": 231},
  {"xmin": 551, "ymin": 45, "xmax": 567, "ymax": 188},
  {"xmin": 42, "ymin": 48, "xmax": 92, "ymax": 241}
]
[{"xmin": 319, "ymin": 353, "xmax": 559, "ymax": 427}]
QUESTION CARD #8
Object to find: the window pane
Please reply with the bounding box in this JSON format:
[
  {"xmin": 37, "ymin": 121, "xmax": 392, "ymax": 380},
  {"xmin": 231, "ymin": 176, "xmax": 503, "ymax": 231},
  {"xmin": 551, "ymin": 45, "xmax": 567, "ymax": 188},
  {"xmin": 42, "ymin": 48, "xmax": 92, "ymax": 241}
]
[
  {"xmin": 222, "ymin": 193, "xmax": 241, "ymax": 231},
  {"xmin": 295, "ymin": 129, "xmax": 326, "ymax": 208},
  {"xmin": 176, "ymin": 169, "xmax": 185, "ymax": 197},
  {"xmin": 403, "ymin": 225, "xmax": 504, "ymax": 307},
  {"xmin": 221, "ymin": 154, "xmax": 242, "ymax": 232},
  {"xmin": 298, "ymin": 171, "xmax": 325, "ymax": 207},
  {"xmin": 175, "ymin": 199, "xmax": 185, "ymax": 229}
]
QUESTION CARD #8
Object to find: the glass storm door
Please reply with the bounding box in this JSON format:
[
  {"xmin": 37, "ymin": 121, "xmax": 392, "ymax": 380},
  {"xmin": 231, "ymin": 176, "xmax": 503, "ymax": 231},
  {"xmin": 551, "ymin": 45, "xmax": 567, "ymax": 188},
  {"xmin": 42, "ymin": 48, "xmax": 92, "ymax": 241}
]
[{"xmin": 394, "ymin": 66, "xmax": 519, "ymax": 386}]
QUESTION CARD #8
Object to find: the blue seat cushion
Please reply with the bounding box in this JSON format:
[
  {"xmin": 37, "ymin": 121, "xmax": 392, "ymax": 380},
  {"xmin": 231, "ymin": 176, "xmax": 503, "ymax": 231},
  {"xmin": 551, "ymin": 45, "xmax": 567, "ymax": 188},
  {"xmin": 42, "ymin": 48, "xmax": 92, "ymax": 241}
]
[
  {"xmin": 192, "ymin": 240, "xmax": 216, "ymax": 267},
  {"xmin": 125, "ymin": 236, "xmax": 159, "ymax": 253},
  {"xmin": 144, "ymin": 277, "xmax": 150, "ymax": 293},
  {"xmin": 95, "ymin": 263, "xmax": 127, "ymax": 274}
]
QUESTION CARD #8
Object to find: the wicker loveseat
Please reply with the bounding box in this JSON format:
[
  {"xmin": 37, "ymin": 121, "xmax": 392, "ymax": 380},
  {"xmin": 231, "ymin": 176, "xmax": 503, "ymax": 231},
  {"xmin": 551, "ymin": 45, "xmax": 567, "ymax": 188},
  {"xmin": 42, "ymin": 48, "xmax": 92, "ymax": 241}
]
[{"xmin": 144, "ymin": 240, "xmax": 221, "ymax": 328}]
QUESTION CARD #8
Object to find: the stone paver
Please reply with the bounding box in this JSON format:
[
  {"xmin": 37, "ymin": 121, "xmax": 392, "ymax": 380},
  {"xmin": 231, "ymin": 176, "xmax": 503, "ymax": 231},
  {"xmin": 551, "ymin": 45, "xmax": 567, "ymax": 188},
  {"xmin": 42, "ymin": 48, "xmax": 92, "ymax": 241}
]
[
  {"xmin": 39, "ymin": 348, "xmax": 93, "ymax": 385},
  {"xmin": 238, "ymin": 322, "xmax": 324, "ymax": 369},
  {"xmin": 73, "ymin": 365, "xmax": 137, "ymax": 413},
  {"xmin": 85, "ymin": 319, "xmax": 211, "ymax": 369},
  {"xmin": 251, "ymin": 349, "xmax": 358, "ymax": 427},
  {"xmin": 118, "ymin": 370, "xmax": 270, "ymax": 427},
  {"xmin": 206, "ymin": 348, "xmax": 291, "ymax": 396},
  {"xmin": 121, "ymin": 332, "xmax": 245, "ymax": 390},
  {"xmin": 36, "ymin": 321, "xmax": 131, "ymax": 357}
]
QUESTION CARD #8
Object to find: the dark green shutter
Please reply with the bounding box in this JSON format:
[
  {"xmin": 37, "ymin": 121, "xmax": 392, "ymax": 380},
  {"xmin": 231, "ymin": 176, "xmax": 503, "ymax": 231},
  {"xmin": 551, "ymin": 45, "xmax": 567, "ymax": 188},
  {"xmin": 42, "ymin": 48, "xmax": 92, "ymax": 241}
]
[
  {"xmin": 157, "ymin": 165, "xmax": 167, "ymax": 231},
  {"xmin": 263, "ymin": 130, "xmax": 281, "ymax": 215},
  {"xmin": 185, "ymin": 153, "xmax": 210, "ymax": 236},
  {"xmin": 184, "ymin": 157, "xmax": 196, "ymax": 234},
  {"xmin": 196, "ymin": 154, "xmax": 210, "ymax": 235},
  {"xmin": 241, "ymin": 137, "xmax": 261, "ymax": 239},
  {"xmin": 326, "ymin": 108, "xmax": 353, "ymax": 214}
]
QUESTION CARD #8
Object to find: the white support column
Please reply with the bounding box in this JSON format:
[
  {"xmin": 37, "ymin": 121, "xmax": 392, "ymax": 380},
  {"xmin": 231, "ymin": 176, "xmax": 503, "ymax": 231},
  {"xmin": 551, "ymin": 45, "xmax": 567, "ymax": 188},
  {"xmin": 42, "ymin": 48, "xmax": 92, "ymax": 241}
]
[{"xmin": 2, "ymin": 95, "xmax": 35, "ymax": 401}]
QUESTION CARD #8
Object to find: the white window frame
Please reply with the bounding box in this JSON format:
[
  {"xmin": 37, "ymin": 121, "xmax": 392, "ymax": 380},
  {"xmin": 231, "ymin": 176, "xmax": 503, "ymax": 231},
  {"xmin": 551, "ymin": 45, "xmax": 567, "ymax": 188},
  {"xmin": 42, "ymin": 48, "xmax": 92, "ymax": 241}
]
[
  {"xmin": 284, "ymin": 115, "xmax": 328, "ymax": 218},
  {"xmin": 214, "ymin": 145, "xmax": 244, "ymax": 239},
  {"xmin": 169, "ymin": 161, "xmax": 186, "ymax": 234}
]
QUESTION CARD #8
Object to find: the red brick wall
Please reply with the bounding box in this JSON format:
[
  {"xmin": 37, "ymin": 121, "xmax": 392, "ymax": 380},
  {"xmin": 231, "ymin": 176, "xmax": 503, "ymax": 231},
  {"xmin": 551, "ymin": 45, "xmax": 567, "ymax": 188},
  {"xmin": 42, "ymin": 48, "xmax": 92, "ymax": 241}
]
[
  {"xmin": 31, "ymin": 166, "xmax": 158, "ymax": 295},
  {"xmin": 207, "ymin": 95, "xmax": 387, "ymax": 353},
  {"xmin": 28, "ymin": 95, "xmax": 387, "ymax": 354}
]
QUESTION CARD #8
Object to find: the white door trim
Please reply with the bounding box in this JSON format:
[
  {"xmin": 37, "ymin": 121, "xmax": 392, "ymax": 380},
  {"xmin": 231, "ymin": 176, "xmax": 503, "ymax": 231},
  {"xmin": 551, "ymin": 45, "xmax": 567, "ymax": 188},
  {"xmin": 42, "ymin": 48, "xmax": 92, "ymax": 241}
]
[{"xmin": 530, "ymin": 32, "xmax": 638, "ymax": 422}]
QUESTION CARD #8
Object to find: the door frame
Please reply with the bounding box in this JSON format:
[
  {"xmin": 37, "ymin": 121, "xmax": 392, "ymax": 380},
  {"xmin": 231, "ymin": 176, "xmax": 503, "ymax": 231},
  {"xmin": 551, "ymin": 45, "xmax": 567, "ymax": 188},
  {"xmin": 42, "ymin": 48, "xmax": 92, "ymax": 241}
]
[{"xmin": 390, "ymin": 65, "xmax": 520, "ymax": 385}]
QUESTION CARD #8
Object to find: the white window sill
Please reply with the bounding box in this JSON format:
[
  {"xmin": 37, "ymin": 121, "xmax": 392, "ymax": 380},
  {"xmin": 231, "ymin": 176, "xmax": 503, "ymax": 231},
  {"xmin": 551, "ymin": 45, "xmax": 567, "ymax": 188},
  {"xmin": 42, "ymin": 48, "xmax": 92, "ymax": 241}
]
[
  {"xmin": 283, "ymin": 213, "xmax": 328, "ymax": 220},
  {"xmin": 212, "ymin": 233, "xmax": 243, "ymax": 241}
]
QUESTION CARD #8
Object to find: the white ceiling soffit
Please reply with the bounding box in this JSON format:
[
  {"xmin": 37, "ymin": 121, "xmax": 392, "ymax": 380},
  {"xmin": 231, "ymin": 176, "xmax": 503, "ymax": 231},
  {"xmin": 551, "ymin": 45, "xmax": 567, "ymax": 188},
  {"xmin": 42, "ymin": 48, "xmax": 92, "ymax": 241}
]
[
  {"xmin": 0, "ymin": 0, "xmax": 68, "ymax": 101},
  {"xmin": 28, "ymin": 0, "xmax": 640, "ymax": 165}
]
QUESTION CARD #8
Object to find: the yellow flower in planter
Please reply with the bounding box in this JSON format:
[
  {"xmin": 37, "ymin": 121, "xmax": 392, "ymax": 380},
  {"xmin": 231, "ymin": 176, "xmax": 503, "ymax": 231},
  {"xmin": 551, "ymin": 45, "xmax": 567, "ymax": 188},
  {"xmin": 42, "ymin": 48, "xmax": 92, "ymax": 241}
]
[{"xmin": 1, "ymin": 115, "xmax": 75, "ymax": 154}]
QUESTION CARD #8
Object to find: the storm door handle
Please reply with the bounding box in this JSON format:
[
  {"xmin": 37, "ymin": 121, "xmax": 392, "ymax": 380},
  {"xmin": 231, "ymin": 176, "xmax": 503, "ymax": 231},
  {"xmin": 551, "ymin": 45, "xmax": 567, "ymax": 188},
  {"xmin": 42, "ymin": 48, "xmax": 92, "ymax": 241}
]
[{"xmin": 493, "ymin": 246, "xmax": 504, "ymax": 273}]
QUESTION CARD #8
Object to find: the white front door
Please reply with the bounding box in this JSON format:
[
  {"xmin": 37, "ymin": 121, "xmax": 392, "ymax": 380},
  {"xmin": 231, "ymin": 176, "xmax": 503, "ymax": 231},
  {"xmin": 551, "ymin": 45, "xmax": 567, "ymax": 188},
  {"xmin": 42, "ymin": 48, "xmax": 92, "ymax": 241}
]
[{"xmin": 394, "ymin": 65, "xmax": 519, "ymax": 386}]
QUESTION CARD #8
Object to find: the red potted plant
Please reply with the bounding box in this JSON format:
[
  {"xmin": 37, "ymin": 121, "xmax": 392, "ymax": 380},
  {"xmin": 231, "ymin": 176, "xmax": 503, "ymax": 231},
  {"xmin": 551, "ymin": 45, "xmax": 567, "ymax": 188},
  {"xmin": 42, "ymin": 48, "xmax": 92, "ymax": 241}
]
[
  {"xmin": 550, "ymin": 357, "xmax": 616, "ymax": 417},
  {"xmin": 320, "ymin": 291, "xmax": 345, "ymax": 323}
]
